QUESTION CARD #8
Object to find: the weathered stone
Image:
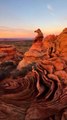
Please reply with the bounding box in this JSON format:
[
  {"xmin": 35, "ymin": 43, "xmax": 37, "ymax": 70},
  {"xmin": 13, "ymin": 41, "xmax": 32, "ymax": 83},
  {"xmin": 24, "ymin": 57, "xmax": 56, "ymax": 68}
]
[{"xmin": 0, "ymin": 28, "xmax": 67, "ymax": 120}]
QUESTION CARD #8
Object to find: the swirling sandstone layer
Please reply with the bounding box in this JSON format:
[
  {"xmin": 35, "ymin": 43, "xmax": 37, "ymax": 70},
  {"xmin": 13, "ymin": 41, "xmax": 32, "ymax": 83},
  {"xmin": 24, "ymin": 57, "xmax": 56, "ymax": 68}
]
[{"xmin": 0, "ymin": 28, "xmax": 67, "ymax": 120}]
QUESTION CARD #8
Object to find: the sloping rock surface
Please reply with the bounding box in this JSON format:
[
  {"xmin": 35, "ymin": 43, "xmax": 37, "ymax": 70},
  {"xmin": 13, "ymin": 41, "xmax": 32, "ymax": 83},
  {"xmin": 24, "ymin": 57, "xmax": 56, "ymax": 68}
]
[{"xmin": 0, "ymin": 28, "xmax": 67, "ymax": 120}]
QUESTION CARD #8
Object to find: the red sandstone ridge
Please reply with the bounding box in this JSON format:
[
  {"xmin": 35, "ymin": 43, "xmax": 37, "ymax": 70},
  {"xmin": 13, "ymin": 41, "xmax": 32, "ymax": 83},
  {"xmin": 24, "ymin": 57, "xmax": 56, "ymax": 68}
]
[
  {"xmin": 17, "ymin": 35, "xmax": 56, "ymax": 69},
  {"xmin": 17, "ymin": 28, "xmax": 67, "ymax": 70}
]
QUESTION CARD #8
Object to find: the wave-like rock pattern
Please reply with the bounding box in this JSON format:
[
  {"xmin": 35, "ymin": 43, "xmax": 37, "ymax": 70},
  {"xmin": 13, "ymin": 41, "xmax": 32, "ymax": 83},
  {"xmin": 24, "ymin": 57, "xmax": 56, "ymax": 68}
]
[
  {"xmin": 0, "ymin": 45, "xmax": 23, "ymax": 80},
  {"xmin": 0, "ymin": 28, "xmax": 67, "ymax": 120}
]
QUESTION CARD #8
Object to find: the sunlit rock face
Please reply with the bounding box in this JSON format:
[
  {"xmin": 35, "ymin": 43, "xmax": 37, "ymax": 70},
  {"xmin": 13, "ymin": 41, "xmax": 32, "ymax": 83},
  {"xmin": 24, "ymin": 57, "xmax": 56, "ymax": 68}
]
[
  {"xmin": 17, "ymin": 35, "xmax": 57, "ymax": 70},
  {"xmin": 0, "ymin": 28, "xmax": 67, "ymax": 120},
  {"xmin": 17, "ymin": 28, "xmax": 67, "ymax": 70},
  {"xmin": 56, "ymin": 28, "xmax": 67, "ymax": 60}
]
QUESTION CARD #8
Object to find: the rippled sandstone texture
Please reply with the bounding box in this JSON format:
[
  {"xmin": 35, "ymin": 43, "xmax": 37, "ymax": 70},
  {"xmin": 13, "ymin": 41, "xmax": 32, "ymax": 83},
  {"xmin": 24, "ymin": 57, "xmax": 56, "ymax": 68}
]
[
  {"xmin": 0, "ymin": 45, "xmax": 23, "ymax": 80},
  {"xmin": 0, "ymin": 28, "xmax": 67, "ymax": 120}
]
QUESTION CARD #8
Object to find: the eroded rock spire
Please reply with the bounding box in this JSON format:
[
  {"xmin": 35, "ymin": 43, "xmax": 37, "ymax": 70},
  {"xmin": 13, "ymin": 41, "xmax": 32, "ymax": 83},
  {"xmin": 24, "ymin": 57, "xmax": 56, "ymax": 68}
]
[{"xmin": 34, "ymin": 28, "xmax": 44, "ymax": 42}]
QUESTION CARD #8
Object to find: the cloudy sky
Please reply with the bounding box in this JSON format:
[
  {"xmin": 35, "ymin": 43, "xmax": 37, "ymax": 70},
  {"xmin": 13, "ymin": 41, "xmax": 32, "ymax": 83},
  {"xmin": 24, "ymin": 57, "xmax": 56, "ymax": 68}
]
[{"xmin": 0, "ymin": 0, "xmax": 67, "ymax": 38}]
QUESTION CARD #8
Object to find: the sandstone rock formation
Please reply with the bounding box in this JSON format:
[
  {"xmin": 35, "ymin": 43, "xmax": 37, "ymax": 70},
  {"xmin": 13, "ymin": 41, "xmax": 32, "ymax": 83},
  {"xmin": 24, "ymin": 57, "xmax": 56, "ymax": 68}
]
[
  {"xmin": 0, "ymin": 28, "xmax": 67, "ymax": 120},
  {"xmin": 34, "ymin": 28, "xmax": 44, "ymax": 42},
  {"xmin": 17, "ymin": 34, "xmax": 57, "ymax": 69},
  {"xmin": 0, "ymin": 45, "xmax": 23, "ymax": 63},
  {"xmin": 0, "ymin": 45, "xmax": 23, "ymax": 80}
]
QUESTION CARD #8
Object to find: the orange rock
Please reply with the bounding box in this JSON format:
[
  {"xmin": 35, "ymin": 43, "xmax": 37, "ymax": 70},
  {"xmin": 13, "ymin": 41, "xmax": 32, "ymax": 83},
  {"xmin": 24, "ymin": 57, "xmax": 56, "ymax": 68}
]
[
  {"xmin": 0, "ymin": 45, "xmax": 23, "ymax": 63},
  {"xmin": 17, "ymin": 28, "xmax": 67, "ymax": 70}
]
